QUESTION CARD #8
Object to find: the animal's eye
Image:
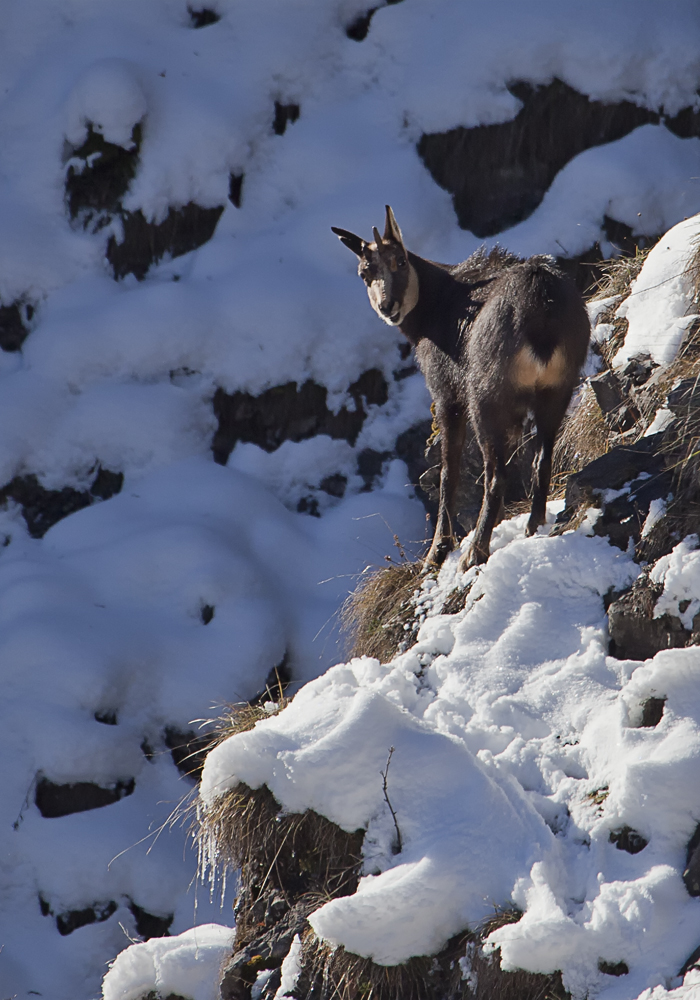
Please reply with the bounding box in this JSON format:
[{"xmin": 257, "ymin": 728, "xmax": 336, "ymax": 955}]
[{"xmin": 397, "ymin": 257, "xmax": 407, "ymax": 268}]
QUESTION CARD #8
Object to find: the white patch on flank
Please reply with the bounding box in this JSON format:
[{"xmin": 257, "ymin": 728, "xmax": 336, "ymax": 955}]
[{"xmin": 511, "ymin": 344, "xmax": 567, "ymax": 389}]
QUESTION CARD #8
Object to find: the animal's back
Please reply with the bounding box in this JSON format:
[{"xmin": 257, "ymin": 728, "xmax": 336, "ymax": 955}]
[{"xmin": 465, "ymin": 255, "xmax": 589, "ymax": 397}]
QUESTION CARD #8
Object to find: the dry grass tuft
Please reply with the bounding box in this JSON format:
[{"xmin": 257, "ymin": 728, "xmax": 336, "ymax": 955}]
[
  {"xmin": 553, "ymin": 382, "xmax": 611, "ymax": 478},
  {"xmin": 341, "ymin": 560, "xmax": 424, "ymax": 662},
  {"xmin": 686, "ymin": 237, "xmax": 700, "ymax": 308},
  {"xmin": 197, "ymin": 784, "xmax": 363, "ymax": 928},
  {"xmin": 296, "ymin": 922, "xmax": 568, "ymax": 1000},
  {"xmin": 208, "ymin": 691, "xmax": 288, "ymax": 748},
  {"xmin": 589, "ymin": 245, "xmax": 652, "ymax": 301}
]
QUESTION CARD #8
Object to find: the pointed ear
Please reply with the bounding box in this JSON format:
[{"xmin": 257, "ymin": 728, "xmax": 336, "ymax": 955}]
[
  {"xmin": 383, "ymin": 205, "xmax": 404, "ymax": 246},
  {"xmin": 331, "ymin": 226, "xmax": 365, "ymax": 257}
]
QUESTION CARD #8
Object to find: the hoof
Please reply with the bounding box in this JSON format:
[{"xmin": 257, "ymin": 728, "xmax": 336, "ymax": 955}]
[
  {"xmin": 459, "ymin": 545, "xmax": 487, "ymax": 571},
  {"xmin": 525, "ymin": 513, "xmax": 546, "ymax": 537},
  {"xmin": 422, "ymin": 538, "xmax": 453, "ymax": 570}
]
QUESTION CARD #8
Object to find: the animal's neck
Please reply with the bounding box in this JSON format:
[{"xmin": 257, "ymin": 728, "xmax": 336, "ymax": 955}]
[{"xmin": 398, "ymin": 253, "xmax": 464, "ymax": 355}]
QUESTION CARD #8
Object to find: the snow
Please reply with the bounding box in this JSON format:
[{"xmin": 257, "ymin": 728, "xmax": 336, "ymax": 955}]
[
  {"xmin": 64, "ymin": 58, "xmax": 148, "ymax": 150},
  {"xmin": 497, "ymin": 125, "xmax": 700, "ymax": 262},
  {"xmin": 613, "ymin": 215, "xmax": 700, "ymax": 367},
  {"xmin": 650, "ymin": 535, "xmax": 700, "ymax": 628},
  {"xmin": 102, "ymin": 923, "xmax": 234, "ymax": 1000},
  {"xmin": 201, "ymin": 513, "xmax": 700, "ymax": 998},
  {"xmin": 275, "ymin": 934, "xmax": 303, "ymax": 1000},
  {"xmin": 0, "ymin": 0, "xmax": 696, "ymax": 997}
]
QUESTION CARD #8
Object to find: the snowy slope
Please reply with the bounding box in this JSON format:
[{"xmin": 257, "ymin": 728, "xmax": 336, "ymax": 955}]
[
  {"xmin": 0, "ymin": 1, "xmax": 697, "ymax": 999},
  {"xmin": 200, "ymin": 217, "xmax": 700, "ymax": 1000}
]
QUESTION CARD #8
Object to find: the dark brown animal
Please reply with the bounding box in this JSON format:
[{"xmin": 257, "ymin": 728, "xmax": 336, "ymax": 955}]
[{"xmin": 332, "ymin": 206, "xmax": 590, "ymax": 568}]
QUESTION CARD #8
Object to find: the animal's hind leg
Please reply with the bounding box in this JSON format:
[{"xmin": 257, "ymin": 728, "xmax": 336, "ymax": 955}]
[
  {"xmin": 527, "ymin": 390, "xmax": 571, "ymax": 537},
  {"xmin": 461, "ymin": 437, "xmax": 507, "ymax": 568},
  {"xmin": 424, "ymin": 402, "xmax": 467, "ymax": 567}
]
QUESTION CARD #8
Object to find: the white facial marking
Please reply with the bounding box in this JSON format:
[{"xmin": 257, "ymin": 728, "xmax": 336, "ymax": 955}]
[{"xmin": 367, "ymin": 261, "xmax": 419, "ymax": 326}]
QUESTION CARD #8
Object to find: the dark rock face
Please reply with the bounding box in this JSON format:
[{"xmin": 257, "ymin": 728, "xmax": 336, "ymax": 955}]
[
  {"xmin": 556, "ymin": 218, "xmax": 661, "ymax": 294},
  {"xmin": 0, "ymin": 301, "xmax": 33, "ymax": 352},
  {"xmin": 272, "ymin": 101, "xmax": 299, "ymax": 136},
  {"xmin": 608, "ymin": 575, "xmax": 699, "ymax": 661},
  {"xmin": 211, "ymin": 369, "xmax": 389, "ymax": 461},
  {"xmin": 65, "ymin": 120, "xmax": 225, "ymax": 280},
  {"xmin": 589, "ymin": 370, "xmax": 640, "ymax": 433},
  {"xmin": 346, "ymin": 8, "xmax": 378, "ymax": 40},
  {"xmin": 556, "ymin": 437, "xmax": 673, "ymax": 554},
  {"xmin": 107, "ymin": 203, "xmax": 225, "ymax": 280},
  {"xmin": 683, "ymin": 824, "xmax": 700, "ymax": 897},
  {"xmin": 66, "ymin": 123, "xmax": 141, "ymax": 224},
  {"xmin": 564, "ymin": 438, "xmax": 666, "ymax": 511},
  {"xmin": 639, "ymin": 696, "xmax": 666, "ymax": 728},
  {"xmin": 163, "ymin": 726, "xmax": 214, "ymax": 782},
  {"xmin": 220, "ymin": 901, "xmax": 311, "ymax": 1000},
  {"xmin": 0, "ymin": 467, "xmax": 123, "ymax": 538},
  {"xmin": 417, "ymin": 78, "xmax": 699, "ymax": 238},
  {"xmin": 598, "ymin": 960, "xmax": 629, "ymax": 977},
  {"xmin": 41, "ymin": 895, "xmax": 172, "ymax": 939},
  {"xmin": 55, "ymin": 900, "xmax": 118, "ymax": 936},
  {"xmin": 35, "ymin": 776, "xmax": 135, "ymax": 818},
  {"xmin": 228, "ymin": 172, "xmax": 244, "ymax": 207},
  {"xmin": 345, "ymin": 0, "xmax": 403, "ymax": 41},
  {"xmin": 609, "ymin": 826, "xmax": 648, "ymax": 855},
  {"xmin": 129, "ymin": 900, "xmax": 173, "ymax": 939},
  {"xmin": 188, "ymin": 6, "xmax": 221, "ymax": 28}
]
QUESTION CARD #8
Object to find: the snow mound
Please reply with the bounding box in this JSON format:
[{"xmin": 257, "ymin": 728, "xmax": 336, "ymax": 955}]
[
  {"xmin": 64, "ymin": 59, "xmax": 147, "ymax": 149},
  {"xmin": 614, "ymin": 214, "xmax": 700, "ymax": 367},
  {"xmin": 102, "ymin": 923, "xmax": 234, "ymax": 1000}
]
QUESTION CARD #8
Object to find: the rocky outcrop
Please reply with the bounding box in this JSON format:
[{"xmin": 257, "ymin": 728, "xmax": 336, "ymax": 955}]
[
  {"xmin": 35, "ymin": 775, "xmax": 135, "ymax": 818},
  {"xmin": 65, "ymin": 121, "xmax": 226, "ymax": 280},
  {"xmin": 0, "ymin": 467, "xmax": 123, "ymax": 538},
  {"xmin": 211, "ymin": 369, "xmax": 389, "ymax": 461},
  {"xmin": 607, "ymin": 574, "xmax": 699, "ymax": 660},
  {"xmin": 684, "ymin": 824, "xmax": 700, "ymax": 897},
  {"xmin": 417, "ymin": 78, "xmax": 699, "ymax": 239},
  {"xmin": 0, "ymin": 300, "xmax": 33, "ymax": 351}
]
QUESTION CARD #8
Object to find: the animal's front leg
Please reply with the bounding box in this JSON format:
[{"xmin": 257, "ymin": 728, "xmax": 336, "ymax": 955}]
[{"xmin": 424, "ymin": 403, "xmax": 467, "ymax": 568}]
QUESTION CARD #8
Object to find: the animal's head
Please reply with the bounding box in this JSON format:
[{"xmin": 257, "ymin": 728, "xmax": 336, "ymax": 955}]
[{"xmin": 332, "ymin": 205, "xmax": 418, "ymax": 326}]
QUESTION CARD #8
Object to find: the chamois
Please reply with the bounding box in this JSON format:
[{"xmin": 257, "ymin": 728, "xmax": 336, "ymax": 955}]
[{"xmin": 332, "ymin": 206, "xmax": 590, "ymax": 568}]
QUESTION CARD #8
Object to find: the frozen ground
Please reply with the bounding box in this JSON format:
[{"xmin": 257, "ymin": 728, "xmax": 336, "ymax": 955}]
[{"xmin": 0, "ymin": 1, "xmax": 697, "ymax": 998}]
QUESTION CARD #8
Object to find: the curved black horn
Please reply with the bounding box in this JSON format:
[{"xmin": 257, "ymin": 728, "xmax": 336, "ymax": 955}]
[
  {"xmin": 331, "ymin": 226, "xmax": 365, "ymax": 257},
  {"xmin": 384, "ymin": 205, "xmax": 404, "ymax": 245}
]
